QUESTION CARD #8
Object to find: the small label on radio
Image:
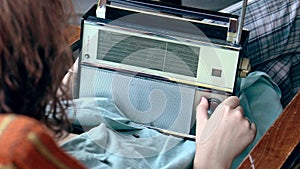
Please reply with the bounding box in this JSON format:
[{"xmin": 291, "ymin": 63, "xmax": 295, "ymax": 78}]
[{"xmin": 211, "ymin": 68, "xmax": 222, "ymax": 77}]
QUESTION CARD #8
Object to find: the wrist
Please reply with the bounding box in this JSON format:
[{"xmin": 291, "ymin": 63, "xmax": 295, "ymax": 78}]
[
  {"xmin": 194, "ymin": 160, "xmax": 231, "ymax": 169},
  {"xmin": 193, "ymin": 147, "xmax": 232, "ymax": 169}
]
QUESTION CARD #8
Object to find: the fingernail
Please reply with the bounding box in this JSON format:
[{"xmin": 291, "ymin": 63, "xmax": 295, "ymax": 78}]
[{"xmin": 200, "ymin": 97, "xmax": 206, "ymax": 102}]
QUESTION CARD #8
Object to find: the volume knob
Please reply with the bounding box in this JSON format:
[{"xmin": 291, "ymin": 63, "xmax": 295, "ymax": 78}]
[{"xmin": 207, "ymin": 98, "xmax": 222, "ymax": 116}]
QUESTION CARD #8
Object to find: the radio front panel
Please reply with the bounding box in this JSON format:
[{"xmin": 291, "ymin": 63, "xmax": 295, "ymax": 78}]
[{"xmin": 80, "ymin": 21, "xmax": 240, "ymax": 93}]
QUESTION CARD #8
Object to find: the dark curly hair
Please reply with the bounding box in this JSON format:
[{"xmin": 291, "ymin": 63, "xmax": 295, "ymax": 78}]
[{"xmin": 0, "ymin": 0, "xmax": 75, "ymax": 138}]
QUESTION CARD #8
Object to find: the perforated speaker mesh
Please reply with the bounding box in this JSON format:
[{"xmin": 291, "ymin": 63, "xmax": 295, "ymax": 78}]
[{"xmin": 79, "ymin": 66, "xmax": 195, "ymax": 134}]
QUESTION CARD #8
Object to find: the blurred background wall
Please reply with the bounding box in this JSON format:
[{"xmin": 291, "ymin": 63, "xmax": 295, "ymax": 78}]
[{"xmin": 72, "ymin": 0, "xmax": 241, "ymax": 24}]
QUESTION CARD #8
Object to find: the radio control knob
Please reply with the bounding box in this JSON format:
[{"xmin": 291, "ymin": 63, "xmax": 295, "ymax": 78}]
[{"xmin": 207, "ymin": 98, "xmax": 222, "ymax": 116}]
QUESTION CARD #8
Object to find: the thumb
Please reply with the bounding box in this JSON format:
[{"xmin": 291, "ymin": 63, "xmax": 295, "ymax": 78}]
[{"xmin": 195, "ymin": 97, "xmax": 209, "ymax": 139}]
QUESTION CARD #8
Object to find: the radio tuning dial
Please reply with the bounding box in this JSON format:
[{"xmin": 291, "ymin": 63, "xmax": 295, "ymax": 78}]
[{"xmin": 207, "ymin": 98, "xmax": 222, "ymax": 116}]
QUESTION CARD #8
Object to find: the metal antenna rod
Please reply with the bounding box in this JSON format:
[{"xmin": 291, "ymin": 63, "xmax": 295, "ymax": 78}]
[{"xmin": 236, "ymin": 0, "xmax": 248, "ymax": 45}]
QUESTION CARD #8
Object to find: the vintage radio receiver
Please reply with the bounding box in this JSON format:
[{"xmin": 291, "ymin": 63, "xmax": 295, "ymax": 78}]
[{"xmin": 77, "ymin": 0, "xmax": 250, "ymax": 136}]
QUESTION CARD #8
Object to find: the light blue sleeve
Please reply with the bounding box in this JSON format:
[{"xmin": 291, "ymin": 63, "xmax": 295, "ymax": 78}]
[{"xmin": 62, "ymin": 97, "xmax": 196, "ymax": 169}]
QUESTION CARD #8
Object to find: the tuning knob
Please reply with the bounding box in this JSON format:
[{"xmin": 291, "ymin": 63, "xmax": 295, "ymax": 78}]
[{"xmin": 207, "ymin": 98, "xmax": 222, "ymax": 116}]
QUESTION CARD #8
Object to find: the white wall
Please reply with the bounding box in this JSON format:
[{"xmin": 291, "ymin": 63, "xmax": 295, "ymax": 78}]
[{"xmin": 72, "ymin": 0, "xmax": 97, "ymax": 25}]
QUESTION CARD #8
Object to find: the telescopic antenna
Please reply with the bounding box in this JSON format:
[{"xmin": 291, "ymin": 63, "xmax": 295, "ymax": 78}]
[{"xmin": 236, "ymin": 0, "xmax": 248, "ymax": 45}]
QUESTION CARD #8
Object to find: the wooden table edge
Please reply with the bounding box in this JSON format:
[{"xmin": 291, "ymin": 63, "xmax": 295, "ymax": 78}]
[{"xmin": 238, "ymin": 91, "xmax": 300, "ymax": 168}]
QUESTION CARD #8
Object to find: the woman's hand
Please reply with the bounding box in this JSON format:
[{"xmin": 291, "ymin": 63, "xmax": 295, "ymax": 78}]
[{"xmin": 194, "ymin": 96, "xmax": 256, "ymax": 169}]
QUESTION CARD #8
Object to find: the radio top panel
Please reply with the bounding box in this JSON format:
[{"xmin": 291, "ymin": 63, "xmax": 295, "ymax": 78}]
[
  {"xmin": 79, "ymin": 1, "xmax": 249, "ymax": 94},
  {"xmin": 84, "ymin": 0, "xmax": 249, "ymax": 46},
  {"xmin": 81, "ymin": 20, "xmax": 240, "ymax": 93}
]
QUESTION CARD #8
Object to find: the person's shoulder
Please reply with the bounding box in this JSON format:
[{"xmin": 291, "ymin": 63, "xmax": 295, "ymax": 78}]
[
  {"xmin": 0, "ymin": 114, "xmax": 48, "ymax": 144},
  {"xmin": 0, "ymin": 114, "xmax": 86, "ymax": 169},
  {"xmin": 0, "ymin": 114, "xmax": 48, "ymax": 162}
]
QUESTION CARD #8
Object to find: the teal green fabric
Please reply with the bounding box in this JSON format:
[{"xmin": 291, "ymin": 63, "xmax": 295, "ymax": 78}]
[
  {"xmin": 61, "ymin": 71, "xmax": 282, "ymax": 169},
  {"xmin": 232, "ymin": 71, "xmax": 283, "ymax": 168}
]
